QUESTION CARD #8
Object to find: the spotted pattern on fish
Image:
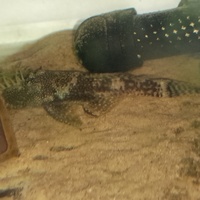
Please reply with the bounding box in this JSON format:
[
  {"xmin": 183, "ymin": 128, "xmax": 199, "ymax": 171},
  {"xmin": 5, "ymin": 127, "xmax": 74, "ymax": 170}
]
[{"xmin": 1, "ymin": 70, "xmax": 200, "ymax": 126}]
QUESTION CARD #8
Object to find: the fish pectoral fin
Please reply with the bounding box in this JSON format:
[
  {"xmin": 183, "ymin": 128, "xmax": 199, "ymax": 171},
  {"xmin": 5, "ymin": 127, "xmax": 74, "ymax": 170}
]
[
  {"xmin": 42, "ymin": 101, "xmax": 82, "ymax": 126},
  {"xmin": 83, "ymin": 94, "xmax": 119, "ymax": 117}
]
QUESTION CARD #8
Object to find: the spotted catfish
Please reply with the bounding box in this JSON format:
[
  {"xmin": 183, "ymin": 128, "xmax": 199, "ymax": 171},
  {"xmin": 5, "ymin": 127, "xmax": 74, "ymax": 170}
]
[{"xmin": 1, "ymin": 69, "xmax": 200, "ymax": 126}]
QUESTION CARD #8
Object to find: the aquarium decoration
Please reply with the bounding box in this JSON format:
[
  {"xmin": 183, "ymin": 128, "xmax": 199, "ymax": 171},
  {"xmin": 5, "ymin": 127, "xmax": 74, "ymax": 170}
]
[
  {"xmin": 0, "ymin": 97, "xmax": 19, "ymax": 162},
  {"xmin": 74, "ymin": 0, "xmax": 200, "ymax": 72}
]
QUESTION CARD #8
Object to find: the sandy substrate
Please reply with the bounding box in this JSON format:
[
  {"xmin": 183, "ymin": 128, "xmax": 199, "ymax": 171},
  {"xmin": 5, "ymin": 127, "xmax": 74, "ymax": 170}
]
[{"xmin": 0, "ymin": 30, "xmax": 200, "ymax": 200}]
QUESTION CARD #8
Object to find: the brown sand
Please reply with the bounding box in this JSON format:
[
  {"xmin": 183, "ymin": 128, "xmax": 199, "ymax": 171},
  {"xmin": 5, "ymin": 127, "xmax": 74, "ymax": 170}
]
[{"xmin": 0, "ymin": 30, "xmax": 200, "ymax": 200}]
